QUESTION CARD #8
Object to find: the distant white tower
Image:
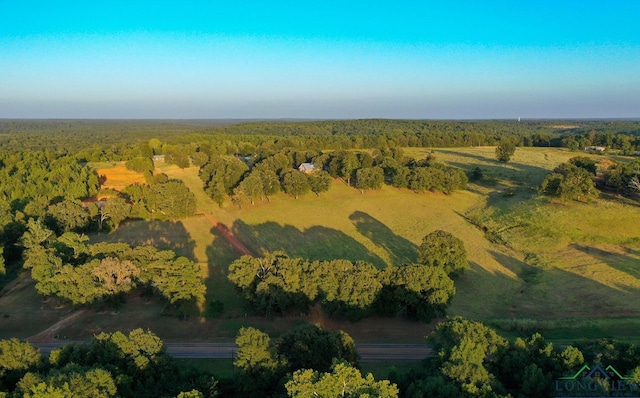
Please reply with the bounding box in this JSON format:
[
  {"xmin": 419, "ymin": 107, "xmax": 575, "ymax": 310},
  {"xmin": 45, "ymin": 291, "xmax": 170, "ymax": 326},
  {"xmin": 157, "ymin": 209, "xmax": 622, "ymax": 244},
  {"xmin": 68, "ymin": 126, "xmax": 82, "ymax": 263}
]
[{"xmin": 518, "ymin": 117, "xmax": 521, "ymax": 122}]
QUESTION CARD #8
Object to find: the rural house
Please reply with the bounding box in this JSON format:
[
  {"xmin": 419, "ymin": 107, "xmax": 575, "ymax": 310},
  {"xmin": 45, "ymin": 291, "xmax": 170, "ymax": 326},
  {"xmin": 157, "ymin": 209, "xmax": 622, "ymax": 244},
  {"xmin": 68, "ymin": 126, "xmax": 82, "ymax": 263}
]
[{"xmin": 298, "ymin": 162, "xmax": 316, "ymax": 173}]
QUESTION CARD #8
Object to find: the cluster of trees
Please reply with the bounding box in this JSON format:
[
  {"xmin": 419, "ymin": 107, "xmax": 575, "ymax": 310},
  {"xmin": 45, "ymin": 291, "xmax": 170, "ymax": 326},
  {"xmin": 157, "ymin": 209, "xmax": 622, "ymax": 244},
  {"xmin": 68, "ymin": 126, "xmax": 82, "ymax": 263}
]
[
  {"xmin": 3, "ymin": 120, "xmax": 640, "ymax": 165},
  {"xmin": 539, "ymin": 156, "xmax": 599, "ymax": 202},
  {"xmin": 228, "ymin": 231, "xmax": 466, "ymax": 321},
  {"xmin": 0, "ymin": 325, "xmax": 397, "ymax": 397},
  {"xmin": 0, "ymin": 151, "xmax": 100, "ymax": 282},
  {"xmin": 0, "ymin": 151, "xmax": 98, "ymax": 205},
  {"xmin": 560, "ymin": 129, "xmax": 640, "ymax": 153},
  {"xmin": 0, "ymin": 329, "xmax": 218, "ymax": 397},
  {"xmin": 598, "ymin": 158, "xmax": 640, "ymax": 197},
  {"xmin": 200, "ymin": 147, "xmax": 467, "ymax": 207},
  {"xmin": 124, "ymin": 156, "xmax": 154, "ymax": 176},
  {"xmin": 394, "ymin": 316, "xmax": 640, "ymax": 398},
  {"xmin": 21, "ymin": 220, "xmax": 205, "ymax": 316},
  {"xmin": 120, "ymin": 175, "xmax": 196, "ymax": 221},
  {"xmin": 231, "ymin": 324, "xmax": 397, "ymax": 397},
  {"xmin": 0, "ymin": 148, "xmax": 197, "ymax": 284},
  {"xmin": 540, "ymin": 156, "xmax": 640, "ymax": 202}
]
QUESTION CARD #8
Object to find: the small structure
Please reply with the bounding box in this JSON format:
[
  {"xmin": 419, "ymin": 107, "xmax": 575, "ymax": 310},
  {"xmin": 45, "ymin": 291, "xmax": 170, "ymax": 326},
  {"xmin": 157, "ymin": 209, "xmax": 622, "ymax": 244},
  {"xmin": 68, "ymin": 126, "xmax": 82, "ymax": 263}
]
[
  {"xmin": 298, "ymin": 163, "xmax": 316, "ymax": 174},
  {"xmin": 153, "ymin": 154, "xmax": 165, "ymax": 162},
  {"xmin": 584, "ymin": 146, "xmax": 606, "ymax": 153}
]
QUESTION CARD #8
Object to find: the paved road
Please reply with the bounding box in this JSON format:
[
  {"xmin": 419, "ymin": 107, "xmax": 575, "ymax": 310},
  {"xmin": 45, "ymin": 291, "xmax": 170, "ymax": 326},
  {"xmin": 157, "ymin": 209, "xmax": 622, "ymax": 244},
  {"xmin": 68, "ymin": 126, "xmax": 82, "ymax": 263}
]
[{"xmin": 32, "ymin": 342, "xmax": 431, "ymax": 362}]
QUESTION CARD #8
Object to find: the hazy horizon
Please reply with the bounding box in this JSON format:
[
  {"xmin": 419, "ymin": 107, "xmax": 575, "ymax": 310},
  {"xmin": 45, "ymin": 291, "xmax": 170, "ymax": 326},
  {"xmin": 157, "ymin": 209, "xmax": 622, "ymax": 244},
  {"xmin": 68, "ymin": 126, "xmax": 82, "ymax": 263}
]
[{"xmin": 2, "ymin": 1, "xmax": 639, "ymax": 119}]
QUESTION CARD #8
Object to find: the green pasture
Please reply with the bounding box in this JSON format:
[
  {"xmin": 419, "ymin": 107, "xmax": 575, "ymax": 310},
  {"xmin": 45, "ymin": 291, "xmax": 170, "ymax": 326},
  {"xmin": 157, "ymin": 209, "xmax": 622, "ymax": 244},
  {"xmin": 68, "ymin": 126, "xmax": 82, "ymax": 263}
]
[{"xmin": 4, "ymin": 147, "xmax": 640, "ymax": 342}]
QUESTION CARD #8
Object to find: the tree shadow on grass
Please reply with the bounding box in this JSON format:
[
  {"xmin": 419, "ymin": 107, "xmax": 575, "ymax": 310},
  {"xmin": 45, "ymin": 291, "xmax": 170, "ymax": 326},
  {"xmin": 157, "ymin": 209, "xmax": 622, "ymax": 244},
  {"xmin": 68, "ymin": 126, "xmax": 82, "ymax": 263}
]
[
  {"xmin": 571, "ymin": 243, "xmax": 640, "ymax": 280},
  {"xmin": 231, "ymin": 219, "xmax": 386, "ymax": 268},
  {"xmin": 349, "ymin": 211, "xmax": 417, "ymax": 266},
  {"xmin": 204, "ymin": 227, "xmax": 246, "ymax": 316},
  {"xmin": 437, "ymin": 148, "xmax": 553, "ymax": 189},
  {"xmin": 90, "ymin": 220, "xmax": 196, "ymax": 260},
  {"xmin": 487, "ymin": 250, "xmax": 640, "ymax": 320}
]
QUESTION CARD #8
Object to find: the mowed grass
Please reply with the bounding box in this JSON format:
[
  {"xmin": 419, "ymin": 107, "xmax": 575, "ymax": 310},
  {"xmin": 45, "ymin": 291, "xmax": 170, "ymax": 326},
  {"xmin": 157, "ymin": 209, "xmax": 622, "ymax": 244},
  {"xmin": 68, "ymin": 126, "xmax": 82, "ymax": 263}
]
[{"xmin": 430, "ymin": 147, "xmax": 640, "ymax": 339}]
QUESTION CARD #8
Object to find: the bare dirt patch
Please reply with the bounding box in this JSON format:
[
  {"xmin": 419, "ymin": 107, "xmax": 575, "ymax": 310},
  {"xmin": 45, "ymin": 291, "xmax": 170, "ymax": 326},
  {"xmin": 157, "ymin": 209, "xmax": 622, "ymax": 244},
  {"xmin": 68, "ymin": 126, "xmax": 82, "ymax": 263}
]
[{"xmin": 26, "ymin": 309, "xmax": 89, "ymax": 343}]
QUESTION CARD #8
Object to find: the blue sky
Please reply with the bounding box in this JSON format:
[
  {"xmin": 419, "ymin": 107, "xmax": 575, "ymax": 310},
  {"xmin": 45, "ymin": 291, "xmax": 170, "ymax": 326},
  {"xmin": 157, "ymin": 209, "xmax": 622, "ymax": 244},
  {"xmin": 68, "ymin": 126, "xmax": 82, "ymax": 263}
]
[{"xmin": 1, "ymin": 1, "xmax": 638, "ymax": 119}]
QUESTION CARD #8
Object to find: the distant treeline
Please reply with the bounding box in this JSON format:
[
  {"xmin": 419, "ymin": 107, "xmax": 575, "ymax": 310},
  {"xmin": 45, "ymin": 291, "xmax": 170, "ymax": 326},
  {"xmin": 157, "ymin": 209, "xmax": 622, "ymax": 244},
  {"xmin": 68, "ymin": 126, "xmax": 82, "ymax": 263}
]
[{"xmin": 2, "ymin": 119, "xmax": 640, "ymax": 159}]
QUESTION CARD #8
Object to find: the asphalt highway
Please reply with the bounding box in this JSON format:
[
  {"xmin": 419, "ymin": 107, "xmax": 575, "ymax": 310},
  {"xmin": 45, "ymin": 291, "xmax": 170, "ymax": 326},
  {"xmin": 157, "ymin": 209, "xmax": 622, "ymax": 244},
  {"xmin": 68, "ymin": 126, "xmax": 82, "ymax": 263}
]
[{"xmin": 32, "ymin": 342, "xmax": 432, "ymax": 362}]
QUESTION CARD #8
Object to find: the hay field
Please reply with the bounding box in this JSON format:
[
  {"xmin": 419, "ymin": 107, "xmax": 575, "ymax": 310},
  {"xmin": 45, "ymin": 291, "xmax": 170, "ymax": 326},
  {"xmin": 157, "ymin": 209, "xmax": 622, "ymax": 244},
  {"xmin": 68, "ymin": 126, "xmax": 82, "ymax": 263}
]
[{"xmin": 95, "ymin": 163, "xmax": 146, "ymax": 191}]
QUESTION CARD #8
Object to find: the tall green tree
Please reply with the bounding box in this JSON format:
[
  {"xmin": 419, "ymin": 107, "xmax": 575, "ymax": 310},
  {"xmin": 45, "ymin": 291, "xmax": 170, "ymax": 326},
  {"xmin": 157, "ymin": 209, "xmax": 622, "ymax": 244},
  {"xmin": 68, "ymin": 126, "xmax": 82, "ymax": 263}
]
[
  {"xmin": 237, "ymin": 174, "xmax": 263, "ymax": 205},
  {"xmin": 307, "ymin": 170, "xmax": 332, "ymax": 196},
  {"xmin": 417, "ymin": 230, "xmax": 468, "ymax": 277},
  {"xmin": 539, "ymin": 163, "xmax": 598, "ymax": 202},
  {"xmin": 101, "ymin": 197, "xmax": 131, "ymax": 230},
  {"xmin": 276, "ymin": 324, "xmax": 359, "ymax": 373},
  {"xmin": 281, "ymin": 170, "xmax": 310, "ymax": 199},
  {"xmin": 495, "ymin": 140, "xmax": 516, "ymax": 162},
  {"xmin": 46, "ymin": 200, "xmax": 90, "ymax": 234},
  {"xmin": 286, "ymin": 362, "xmax": 398, "ymax": 398},
  {"xmin": 354, "ymin": 167, "xmax": 384, "ymax": 193}
]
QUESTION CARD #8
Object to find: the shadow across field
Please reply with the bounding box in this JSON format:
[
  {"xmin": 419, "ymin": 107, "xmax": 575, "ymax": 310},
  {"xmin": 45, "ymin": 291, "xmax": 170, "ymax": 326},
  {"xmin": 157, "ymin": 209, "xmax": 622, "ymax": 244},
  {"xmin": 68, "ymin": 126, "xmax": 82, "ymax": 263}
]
[
  {"xmin": 91, "ymin": 220, "xmax": 196, "ymax": 260},
  {"xmin": 487, "ymin": 249, "xmax": 640, "ymax": 319},
  {"xmin": 349, "ymin": 211, "xmax": 417, "ymax": 266},
  {"xmin": 571, "ymin": 244, "xmax": 640, "ymax": 280},
  {"xmin": 231, "ymin": 219, "xmax": 386, "ymax": 267}
]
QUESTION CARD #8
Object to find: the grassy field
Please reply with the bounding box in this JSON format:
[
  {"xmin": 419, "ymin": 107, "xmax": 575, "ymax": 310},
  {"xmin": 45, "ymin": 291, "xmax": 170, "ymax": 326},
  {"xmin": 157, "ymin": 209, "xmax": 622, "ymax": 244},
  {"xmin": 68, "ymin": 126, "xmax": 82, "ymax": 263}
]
[
  {"xmin": 3, "ymin": 147, "xmax": 640, "ymax": 343},
  {"xmin": 95, "ymin": 163, "xmax": 146, "ymax": 191}
]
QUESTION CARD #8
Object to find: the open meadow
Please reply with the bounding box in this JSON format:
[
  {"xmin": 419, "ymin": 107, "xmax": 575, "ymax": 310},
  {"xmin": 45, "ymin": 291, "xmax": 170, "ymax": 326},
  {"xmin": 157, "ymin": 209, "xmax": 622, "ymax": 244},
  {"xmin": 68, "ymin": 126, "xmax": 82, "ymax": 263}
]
[{"xmin": 2, "ymin": 146, "xmax": 640, "ymax": 343}]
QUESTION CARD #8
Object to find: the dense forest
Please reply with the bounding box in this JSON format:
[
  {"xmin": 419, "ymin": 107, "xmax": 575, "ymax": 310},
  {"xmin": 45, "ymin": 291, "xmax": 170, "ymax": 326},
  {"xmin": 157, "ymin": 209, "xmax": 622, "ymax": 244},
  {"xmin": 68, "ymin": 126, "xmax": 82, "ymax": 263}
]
[{"xmin": 2, "ymin": 119, "xmax": 640, "ymax": 157}]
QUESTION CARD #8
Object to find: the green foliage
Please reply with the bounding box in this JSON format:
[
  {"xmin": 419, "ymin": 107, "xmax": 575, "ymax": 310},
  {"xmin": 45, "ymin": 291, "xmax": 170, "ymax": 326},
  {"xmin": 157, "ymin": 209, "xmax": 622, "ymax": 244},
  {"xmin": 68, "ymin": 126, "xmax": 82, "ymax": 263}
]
[
  {"xmin": 378, "ymin": 264, "xmax": 455, "ymax": 321},
  {"xmin": 600, "ymin": 158, "xmax": 640, "ymax": 196},
  {"xmin": 495, "ymin": 140, "xmax": 517, "ymax": 162},
  {"xmin": 469, "ymin": 166, "xmax": 483, "ymax": 181},
  {"xmin": 125, "ymin": 157, "xmax": 154, "ymax": 174},
  {"xmin": 286, "ymin": 361, "xmax": 399, "ymax": 398},
  {"xmin": 307, "ymin": 170, "xmax": 332, "ymax": 196},
  {"xmin": 124, "ymin": 179, "xmax": 196, "ymax": 219},
  {"xmin": 427, "ymin": 317, "xmax": 508, "ymax": 396},
  {"xmin": 276, "ymin": 324, "xmax": 359, "ymax": 373},
  {"xmin": 46, "ymin": 200, "xmax": 90, "ymax": 234},
  {"xmin": 234, "ymin": 327, "xmax": 281, "ymax": 373},
  {"xmin": 229, "ymin": 252, "xmax": 456, "ymax": 322},
  {"xmin": 200, "ymin": 155, "xmax": 249, "ymax": 195},
  {"xmin": 235, "ymin": 173, "xmax": 263, "ymax": 205},
  {"xmin": 23, "ymin": 234, "xmax": 205, "ymax": 312},
  {"xmin": 233, "ymin": 327, "xmax": 282, "ymax": 397},
  {"xmin": 102, "ymin": 197, "xmax": 131, "ymax": 230},
  {"xmin": 568, "ymin": 156, "xmax": 597, "ymax": 175},
  {"xmin": 417, "ymin": 230, "xmax": 468, "ymax": 277},
  {"xmin": 164, "ymin": 146, "xmax": 191, "ymax": 168},
  {"xmin": 5, "ymin": 329, "xmax": 219, "ymax": 397},
  {"xmin": 18, "ymin": 367, "xmax": 117, "ymax": 398},
  {"xmin": 176, "ymin": 390, "xmax": 204, "ymax": 398},
  {"xmin": 355, "ymin": 167, "xmax": 384, "ymax": 193},
  {"xmin": 0, "ymin": 339, "xmax": 42, "ymax": 371},
  {"xmin": 0, "ymin": 151, "xmax": 98, "ymax": 204},
  {"xmin": 281, "ymin": 170, "xmax": 310, "ymax": 199},
  {"xmin": 539, "ymin": 162, "xmax": 598, "ymax": 202}
]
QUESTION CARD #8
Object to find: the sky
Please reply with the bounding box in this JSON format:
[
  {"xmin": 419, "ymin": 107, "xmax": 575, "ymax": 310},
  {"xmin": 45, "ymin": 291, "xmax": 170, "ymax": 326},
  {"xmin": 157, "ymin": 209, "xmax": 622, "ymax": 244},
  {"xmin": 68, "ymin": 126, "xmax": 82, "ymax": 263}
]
[{"xmin": 0, "ymin": 1, "xmax": 639, "ymax": 119}]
